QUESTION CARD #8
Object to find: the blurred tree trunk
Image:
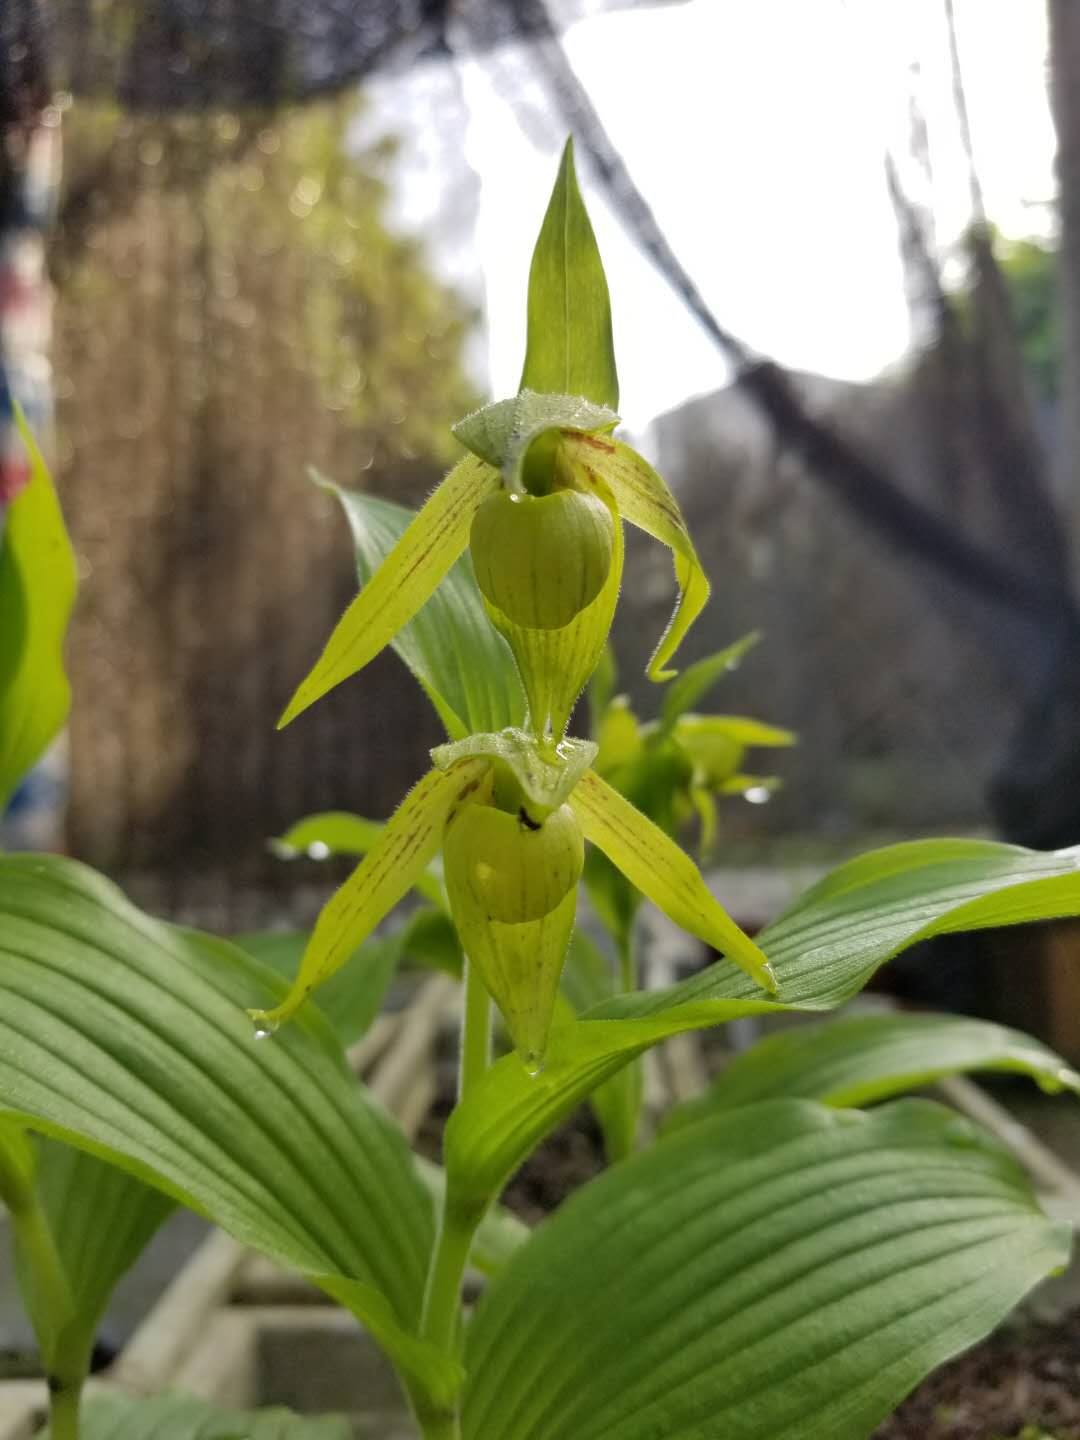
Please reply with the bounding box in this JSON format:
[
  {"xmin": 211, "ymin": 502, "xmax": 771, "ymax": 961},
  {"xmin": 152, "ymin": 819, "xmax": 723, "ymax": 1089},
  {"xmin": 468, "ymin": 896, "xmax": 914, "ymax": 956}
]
[{"xmin": 1050, "ymin": 0, "xmax": 1080, "ymax": 579}]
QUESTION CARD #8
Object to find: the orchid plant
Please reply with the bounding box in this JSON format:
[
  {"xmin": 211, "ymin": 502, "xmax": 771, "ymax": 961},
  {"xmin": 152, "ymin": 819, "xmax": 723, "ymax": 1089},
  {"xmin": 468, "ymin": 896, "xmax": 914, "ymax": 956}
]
[{"xmin": 1, "ymin": 141, "xmax": 1080, "ymax": 1440}]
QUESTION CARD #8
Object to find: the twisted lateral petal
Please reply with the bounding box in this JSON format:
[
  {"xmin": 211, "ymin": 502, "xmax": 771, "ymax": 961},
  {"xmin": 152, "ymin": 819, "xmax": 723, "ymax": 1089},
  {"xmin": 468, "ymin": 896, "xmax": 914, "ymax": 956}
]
[
  {"xmin": 569, "ymin": 768, "xmax": 777, "ymax": 994},
  {"xmin": 278, "ymin": 455, "xmax": 501, "ymax": 727},
  {"xmin": 563, "ymin": 433, "xmax": 709, "ymax": 681},
  {"xmin": 249, "ymin": 759, "xmax": 490, "ymax": 1030}
]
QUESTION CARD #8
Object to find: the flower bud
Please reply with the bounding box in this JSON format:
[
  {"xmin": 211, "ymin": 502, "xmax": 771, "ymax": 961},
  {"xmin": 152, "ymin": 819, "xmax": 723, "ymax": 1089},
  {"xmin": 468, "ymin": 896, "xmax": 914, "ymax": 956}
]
[
  {"xmin": 470, "ymin": 487, "xmax": 615, "ymax": 631},
  {"xmin": 443, "ymin": 799, "xmax": 584, "ymax": 1069}
]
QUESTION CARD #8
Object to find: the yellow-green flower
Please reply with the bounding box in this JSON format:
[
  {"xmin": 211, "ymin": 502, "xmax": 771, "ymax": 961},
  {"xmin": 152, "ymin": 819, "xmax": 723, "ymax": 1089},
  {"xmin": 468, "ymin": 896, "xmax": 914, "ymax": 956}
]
[{"xmin": 250, "ymin": 729, "xmax": 777, "ymax": 1069}]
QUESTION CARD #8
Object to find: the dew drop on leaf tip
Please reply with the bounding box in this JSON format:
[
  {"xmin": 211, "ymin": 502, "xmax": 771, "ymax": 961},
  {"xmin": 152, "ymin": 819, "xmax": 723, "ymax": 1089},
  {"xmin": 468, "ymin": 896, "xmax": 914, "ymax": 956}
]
[
  {"xmin": 744, "ymin": 786, "xmax": 771, "ymax": 806},
  {"xmin": 252, "ymin": 1019, "xmax": 277, "ymax": 1042},
  {"xmin": 522, "ymin": 1051, "xmax": 545, "ymax": 1079},
  {"xmin": 307, "ymin": 841, "xmax": 331, "ymax": 860}
]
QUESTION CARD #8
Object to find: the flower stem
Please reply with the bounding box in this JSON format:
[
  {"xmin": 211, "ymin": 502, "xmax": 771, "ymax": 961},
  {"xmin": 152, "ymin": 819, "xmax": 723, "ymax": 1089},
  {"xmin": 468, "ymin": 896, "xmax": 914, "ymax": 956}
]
[
  {"xmin": 47, "ymin": 1380, "xmax": 82, "ymax": 1440},
  {"xmin": 459, "ymin": 958, "xmax": 491, "ymax": 1102},
  {"xmin": 413, "ymin": 960, "xmax": 493, "ymax": 1437}
]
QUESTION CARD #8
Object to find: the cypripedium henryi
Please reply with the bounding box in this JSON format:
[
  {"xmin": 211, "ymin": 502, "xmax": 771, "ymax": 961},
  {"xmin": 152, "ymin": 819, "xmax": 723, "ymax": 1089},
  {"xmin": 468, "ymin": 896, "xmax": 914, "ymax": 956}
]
[
  {"xmin": 276, "ymin": 142, "xmax": 709, "ymax": 744},
  {"xmin": 254, "ymin": 138, "xmax": 777, "ymax": 1071}
]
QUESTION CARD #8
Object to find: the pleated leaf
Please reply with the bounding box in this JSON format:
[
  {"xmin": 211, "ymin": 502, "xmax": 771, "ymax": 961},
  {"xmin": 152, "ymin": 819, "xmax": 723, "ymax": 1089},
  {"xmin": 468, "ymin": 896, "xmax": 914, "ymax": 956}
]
[
  {"xmin": 0, "ymin": 405, "xmax": 77, "ymax": 811},
  {"xmin": 462, "ymin": 1099, "xmax": 1070, "ymax": 1440},
  {"xmin": 665, "ymin": 1011, "xmax": 1080, "ymax": 1134},
  {"xmin": 43, "ymin": 1390, "xmax": 350, "ymax": 1439},
  {"xmin": 563, "ymin": 433, "xmax": 708, "ymax": 680},
  {"xmin": 330, "ymin": 485, "xmax": 524, "ymax": 738},
  {"xmin": 0, "ymin": 856, "xmax": 457, "ymax": 1405},
  {"xmin": 251, "ymin": 760, "xmax": 489, "ymax": 1031},
  {"xmin": 519, "ymin": 139, "xmax": 618, "ymax": 411},
  {"xmin": 444, "ymin": 836, "xmax": 1080, "ymax": 1213},
  {"xmin": 14, "ymin": 1140, "xmax": 173, "ymax": 1382},
  {"xmin": 277, "ymin": 456, "xmax": 501, "ymax": 728}
]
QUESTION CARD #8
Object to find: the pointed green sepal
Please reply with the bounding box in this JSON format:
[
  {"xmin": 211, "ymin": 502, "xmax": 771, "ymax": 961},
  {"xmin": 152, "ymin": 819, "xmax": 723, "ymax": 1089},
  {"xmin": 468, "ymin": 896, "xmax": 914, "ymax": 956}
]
[
  {"xmin": 658, "ymin": 631, "xmax": 762, "ymax": 734},
  {"xmin": 433, "ymin": 728, "xmax": 596, "ymax": 815},
  {"xmin": 569, "ymin": 768, "xmax": 777, "ymax": 994},
  {"xmin": 563, "ymin": 432, "xmax": 709, "ymax": 681},
  {"xmin": 249, "ymin": 759, "xmax": 490, "ymax": 1030},
  {"xmin": 277, "ymin": 455, "xmax": 500, "ymax": 727},
  {"xmin": 675, "ymin": 713, "xmax": 796, "ymax": 786},
  {"xmin": 444, "ymin": 800, "xmax": 583, "ymax": 1070},
  {"xmin": 520, "ymin": 138, "xmax": 619, "ymax": 410}
]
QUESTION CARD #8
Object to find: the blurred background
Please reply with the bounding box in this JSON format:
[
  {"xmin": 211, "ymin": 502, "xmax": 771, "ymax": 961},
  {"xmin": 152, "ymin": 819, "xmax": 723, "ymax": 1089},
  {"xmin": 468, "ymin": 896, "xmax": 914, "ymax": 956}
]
[{"xmin": 2, "ymin": 1, "xmax": 1079, "ymax": 963}]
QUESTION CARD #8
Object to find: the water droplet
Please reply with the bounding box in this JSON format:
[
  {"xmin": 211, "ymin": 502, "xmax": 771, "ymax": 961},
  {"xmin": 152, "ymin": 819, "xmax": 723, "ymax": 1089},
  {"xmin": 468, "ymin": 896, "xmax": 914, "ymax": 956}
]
[
  {"xmin": 306, "ymin": 841, "xmax": 331, "ymax": 860},
  {"xmin": 251, "ymin": 1018, "xmax": 277, "ymax": 1041},
  {"xmin": 268, "ymin": 839, "xmax": 298, "ymax": 860},
  {"xmin": 725, "ymin": 657, "xmax": 741, "ymax": 672},
  {"xmin": 522, "ymin": 1051, "xmax": 545, "ymax": 1078},
  {"xmin": 744, "ymin": 786, "xmax": 771, "ymax": 806},
  {"xmin": 759, "ymin": 961, "xmax": 780, "ymax": 996}
]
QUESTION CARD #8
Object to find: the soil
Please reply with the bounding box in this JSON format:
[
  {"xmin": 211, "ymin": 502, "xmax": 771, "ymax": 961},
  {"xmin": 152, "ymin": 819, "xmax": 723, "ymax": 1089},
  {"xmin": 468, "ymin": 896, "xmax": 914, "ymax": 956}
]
[{"xmin": 871, "ymin": 1310, "xmax": 1080, "ymax": 1439}]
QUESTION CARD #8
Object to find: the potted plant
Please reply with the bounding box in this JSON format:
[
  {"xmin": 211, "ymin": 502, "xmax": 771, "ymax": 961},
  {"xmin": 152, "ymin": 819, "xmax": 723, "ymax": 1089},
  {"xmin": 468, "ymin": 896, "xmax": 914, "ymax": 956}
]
[{"xmin": 2, "ymin": 141, "xmax": 1080, "ymax": 1440}]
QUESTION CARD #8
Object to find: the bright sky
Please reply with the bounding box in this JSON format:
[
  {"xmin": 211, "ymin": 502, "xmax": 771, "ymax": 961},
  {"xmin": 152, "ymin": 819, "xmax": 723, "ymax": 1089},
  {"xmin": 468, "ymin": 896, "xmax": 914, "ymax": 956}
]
[{"xmin": 451, "ymin": 0, "xmax": 1057, "ymax": 431}]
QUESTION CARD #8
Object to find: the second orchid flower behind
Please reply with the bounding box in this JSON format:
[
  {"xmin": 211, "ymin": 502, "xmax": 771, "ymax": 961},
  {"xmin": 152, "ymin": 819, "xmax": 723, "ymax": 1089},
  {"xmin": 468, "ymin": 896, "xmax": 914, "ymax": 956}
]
[{"xmin": 254, "ymin": 139, "xmax": 776, "ymax": 1069}]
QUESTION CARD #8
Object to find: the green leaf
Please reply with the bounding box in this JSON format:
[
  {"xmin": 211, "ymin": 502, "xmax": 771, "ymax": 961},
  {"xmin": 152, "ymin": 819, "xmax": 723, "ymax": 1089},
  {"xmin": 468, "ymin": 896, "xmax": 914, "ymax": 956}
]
[
  {"xmin": 232, "ymin": 928, "xmax": 403, "ymax": 1046},
  {"xmin": 569, "ymin": 768, "xmax": 775, "ymax": 992},
  {"xmin": 270, "ymin": 809, "xmax": 446, "ymax": 908},
  {"xmin": 519, "ymin": 138, "xmax": 619, "ymax": 411},
  {"xmin": 0, "ymin": 406, "xmax": 77, "ymax": 811},
  {"xmin": 44, "ymin": 1390, "xmax": 350, "ymax": 1439},
  {"xmin": 0, "ymin": 856, "xmax": 457, "ymax": 1406},
  {"xmin": 563, "ymin": 433, "xmax": 709, "ymax": 681},
  {"xmin": 251, "ymin": 760, "xmax": 489, "ymax": 1031},
  {"xmin": 444, "ymin": 836, "xmax": 1080, "ymax": 1215},
  {"xmin": 330, "ymin": 484, "xmax": 524, "ymax": 738},
  {"xmin": 15, "ymin": 1141, "xmax": 172, "ymax": 1382},
  {"xmin": 665, "ymin": 1012, "xmax": 1080, "ymax": 1134},
  {"xmin": 462, "ymin": 1100, "xmax": 1070, "ymax": 1440},
  {"xmin": 278, "ymin": 456, "xmax": 501, "ymax": 729},
  {"xmin": 658, "ymin": 631, "xmax": 762, "ymax": 733}
]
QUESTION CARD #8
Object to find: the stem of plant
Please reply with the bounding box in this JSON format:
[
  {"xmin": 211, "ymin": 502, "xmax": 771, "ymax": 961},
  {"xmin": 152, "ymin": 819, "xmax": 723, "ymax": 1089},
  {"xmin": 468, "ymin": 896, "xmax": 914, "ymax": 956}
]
[
  {"xmin": 459, "ymin": 957, "xmax": 491, "ymax": 1100},
  {"xmin": 47, "ymin": 1380, "xmax": 82, "ymax": 1440},
  {"xmin": 414, "ymin": 960, "xmax": 493, "ymax": 1438}
]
